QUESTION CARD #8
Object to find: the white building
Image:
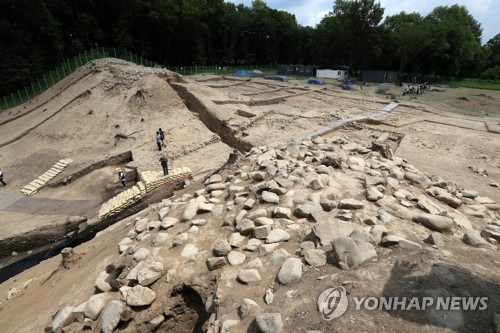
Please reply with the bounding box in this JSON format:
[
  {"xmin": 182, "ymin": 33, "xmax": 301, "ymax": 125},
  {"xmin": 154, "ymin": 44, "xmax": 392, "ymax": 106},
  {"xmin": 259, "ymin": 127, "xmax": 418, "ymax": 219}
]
[{"xmin": 316, "ymin": 69, "xmax": 347, "ymax": 80}]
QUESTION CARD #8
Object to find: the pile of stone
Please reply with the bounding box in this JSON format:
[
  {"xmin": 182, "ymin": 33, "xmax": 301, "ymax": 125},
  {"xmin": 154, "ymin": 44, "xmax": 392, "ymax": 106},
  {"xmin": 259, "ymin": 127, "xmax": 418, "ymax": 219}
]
[
  {"xmin": 19, "ymin": 158, "xmax": 73, "ymax": 196},
  {"xmin": 48, "ymin": 136, "xmax": 498, "ymax": 333}
]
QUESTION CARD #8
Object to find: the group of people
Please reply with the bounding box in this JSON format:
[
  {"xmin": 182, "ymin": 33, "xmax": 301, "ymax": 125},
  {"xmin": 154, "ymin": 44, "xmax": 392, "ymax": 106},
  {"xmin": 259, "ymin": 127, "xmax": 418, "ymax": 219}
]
[{"xmin": 116, "ymin": 127, "xmax": 170, "ymax": 189}]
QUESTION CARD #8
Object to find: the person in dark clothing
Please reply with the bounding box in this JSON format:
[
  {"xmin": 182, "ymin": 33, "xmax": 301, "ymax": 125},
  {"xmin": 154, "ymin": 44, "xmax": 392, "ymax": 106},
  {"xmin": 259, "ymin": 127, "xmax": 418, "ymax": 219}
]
[
  {"xmin": 156, "ymin": 131, "xmax": 162, "ymax": 151},
  {"xmin": 0, "ymin": 169, "xmax": 6, "ymax": 186},
  {"xmin": 160, "ymin": 156, "xmax": 169, "ymax": 176},
  {"xmin": 117, "ymin": 168, "xmax": 126, "ymax": 187},
  {"xmin": 159, "ymin": 128, "xmax": 166, "ymax": 147}
]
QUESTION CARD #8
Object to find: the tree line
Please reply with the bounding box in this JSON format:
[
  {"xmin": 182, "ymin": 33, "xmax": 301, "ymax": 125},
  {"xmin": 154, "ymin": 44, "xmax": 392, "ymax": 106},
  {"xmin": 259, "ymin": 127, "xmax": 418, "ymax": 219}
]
[{"xmin": 1, "ymin": 0, "xmax": 499, "ymax": 95}]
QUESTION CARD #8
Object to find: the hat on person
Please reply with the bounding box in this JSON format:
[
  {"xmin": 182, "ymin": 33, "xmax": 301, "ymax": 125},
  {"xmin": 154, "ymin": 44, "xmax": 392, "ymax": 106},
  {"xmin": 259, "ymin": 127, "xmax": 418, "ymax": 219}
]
[{"xmin": 116, "ymin": 167, "xmax": 122, "ymax": 172}]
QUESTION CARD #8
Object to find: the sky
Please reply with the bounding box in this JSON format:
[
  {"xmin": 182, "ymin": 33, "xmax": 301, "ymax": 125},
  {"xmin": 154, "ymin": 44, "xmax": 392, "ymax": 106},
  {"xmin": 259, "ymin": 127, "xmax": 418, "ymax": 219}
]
[{"xmin": 227, "ymin": 0, "xmax": 499, "ymax": 44}]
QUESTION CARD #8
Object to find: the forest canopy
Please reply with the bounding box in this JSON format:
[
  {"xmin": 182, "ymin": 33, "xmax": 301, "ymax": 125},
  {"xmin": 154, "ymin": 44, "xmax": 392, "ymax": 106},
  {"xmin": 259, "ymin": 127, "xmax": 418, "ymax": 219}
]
[{"xmin": 1, "ymin": 0, "xmax": 499, "ymax": 94}]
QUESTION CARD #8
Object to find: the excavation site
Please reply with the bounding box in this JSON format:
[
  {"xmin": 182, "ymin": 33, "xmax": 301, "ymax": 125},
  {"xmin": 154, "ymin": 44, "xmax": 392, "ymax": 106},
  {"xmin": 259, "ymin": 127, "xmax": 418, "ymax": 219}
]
[{"xmin": 0, "ymin": 59, "xmax": 499, "ymax": 333}]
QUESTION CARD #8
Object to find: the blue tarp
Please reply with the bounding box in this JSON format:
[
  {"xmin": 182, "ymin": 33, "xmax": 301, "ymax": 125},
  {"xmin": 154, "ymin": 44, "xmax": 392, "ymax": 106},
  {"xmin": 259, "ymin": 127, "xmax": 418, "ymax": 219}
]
[
  {"xmin": 264, "ymin": 75, "xmax": 288, "ymax": 82},
  {"xmin": 233, "ymin": 70, "xmax": 251, "ymax": 77},
  {"xmin": 308, "ymin": 78, "xmax": 325, "ymax": 85}
]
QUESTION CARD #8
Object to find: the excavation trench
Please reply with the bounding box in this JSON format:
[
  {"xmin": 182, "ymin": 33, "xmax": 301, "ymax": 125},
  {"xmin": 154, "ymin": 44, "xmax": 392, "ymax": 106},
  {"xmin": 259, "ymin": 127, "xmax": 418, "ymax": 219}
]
[{"xmin": 168, "ymin": 80, "xmax": 254, "ymax": 153}]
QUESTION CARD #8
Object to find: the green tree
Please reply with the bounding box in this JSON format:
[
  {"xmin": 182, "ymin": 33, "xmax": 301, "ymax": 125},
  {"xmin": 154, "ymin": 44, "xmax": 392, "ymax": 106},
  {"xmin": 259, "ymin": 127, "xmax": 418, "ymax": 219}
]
[
  {"xmin": 383, "ymin": 12, "xmax": 434, "ymax": 83},
  {"xmin": 425, "ymin": 5, "xmax": 483, "ymax": 77}
]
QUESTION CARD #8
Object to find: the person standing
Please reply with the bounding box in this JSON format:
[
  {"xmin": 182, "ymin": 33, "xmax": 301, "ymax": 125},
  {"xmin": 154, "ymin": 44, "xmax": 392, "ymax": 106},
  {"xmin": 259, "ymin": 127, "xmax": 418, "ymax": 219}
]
[
  {"xmin": 117, "ymin": 168, "xmax": 126, "ymax": 187},
  {"xmin": 156, "ymin": 131, "xmax": 162, "ymax": 151},
  {"xmin": 159, "ymin": 155, "xmax": 169, "ymax": 176},
  {"xmin": 159, "ymin": 128, "xmax": 166, "ymax": 147},
  {"xmin": 0, "ymin": 168, "xmax": 6, "ymax": 186}
]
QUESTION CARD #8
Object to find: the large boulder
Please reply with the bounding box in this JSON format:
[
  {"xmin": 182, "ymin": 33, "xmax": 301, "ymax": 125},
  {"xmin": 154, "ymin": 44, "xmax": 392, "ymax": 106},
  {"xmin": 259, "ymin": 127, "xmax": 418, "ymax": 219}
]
[
  {"xmin": 277, "ymin": 258, "xmax": 302, "ymax": 285},
  {"xmin": 412, "ymin": 213, "xmax": 455, "ymax": 233},
  {"xmin": 331, "ymin": 237, "xmax": 377, "ymax": 269}
]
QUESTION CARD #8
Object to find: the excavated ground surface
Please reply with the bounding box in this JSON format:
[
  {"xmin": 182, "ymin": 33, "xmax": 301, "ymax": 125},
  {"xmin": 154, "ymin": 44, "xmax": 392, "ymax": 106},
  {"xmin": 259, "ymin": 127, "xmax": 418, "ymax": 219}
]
[{"xmin": 0, "ymin": 61, "xmax": 498, "ymax": 332}]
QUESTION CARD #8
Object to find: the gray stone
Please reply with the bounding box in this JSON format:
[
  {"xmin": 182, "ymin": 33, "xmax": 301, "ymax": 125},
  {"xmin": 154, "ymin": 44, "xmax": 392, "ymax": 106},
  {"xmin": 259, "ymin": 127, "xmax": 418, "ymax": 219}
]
[
  {"xmin": 137, "ymin": 260, "xmax": 164, "ymax": 286},
  {"xmin": 238, "ymin": 269, "xmax": 261, "ymax": 283},
  {"xmin": 462, "ymin": 230, "xmax": 489, "ymax": 247},
  {"xmin": 286, "ymin": 142, "xmax": 300, "ymax": 154},
  {"xmin": 370, "ymin": 225, "xmax": 388, "ymax": 244},
  {"xmin": 363, "ymin": 216, "xmax": 378, "ymax": 225},
  {"xmin": 331, "ymin": 237, "xmax": 377, "ymax": 269},
  {"xmin": 237, "ymin": 218, "xmax": 255, "ymax": 235},
  {"xmin": 247, "ymin": 208, "xmax": 267, "ymax": 220},
  {"xmin": 52, "ymin": 306, "xmax": 75, "ymax": 332},
  {"xmin": 83, "ymin": 293, "xmax": 106, "ymax": 320},
  {"xmin": 399, "ymin": 239, "xmax": 423, "ymax": 250},
  {"xmin": 377, "ymin": 209, "xmax": 393, "ymax": 223},
  {"xmin": 239, "ymin": 298, "xmax": 259, "ymax": 319},
  {"xmin": 160, "ymin": 217, "xmax": 178, "ymax": 230},
  {"xmin": 181, "ymin": 244, "xmax": 199, "ymax": 258},
  {"xmin": 404, "ymin": 171, "xmax": 431, "ymax": 188},
  {"xmin": 382, "ymin": 204, "xmax": 413, "ymax": 220},
  {"xmin": 158, "ymin": 207, "xmax": 170, "ymax": 220},
  {"xmin": 273, "ymin": 207, "xmax": 292, "ymax": 219},
  {"xmin": 135, "ymin": 218, "xmax": 149, "ymax": 233},
  {"xmin": 221, "ymin": 319, "xmax": 239, "ymax": 333},
  {"xmin": 461, "ymin": 189, "xmax": 478, "ymax": 199},
  {"xmin": 481, "ymin": 224, "xmax": 500, "ymax": 241},
  {"xmin": 312, "ymin": 219, "xmax": 357, "ymax": 246},
  {"xmin": 172, "ymin": 233, "xmax": 188, "ymax": 246},
  {"xmin": 121, "ymin": 285, "xmax": 156, "ymax": 306},
  {"xmin": 304, "ymin": 249, "xmax": 327, "ymax": 267},
  {"xmin": 277, "ymin": 258, "xmax": 302, "ymax": 285},
  {"xmin": 255, "ymin": 313, "xmax": 283, "ymax": 333},
  {"xmin": 180, "ymin": 201, "xmax": 199, "ymax": 221},
  {"xmin": 266, "ymin": 229, "xmax": 290, "ymax": 243},
  {"xmin": 264, "ymin": 289, "xmax": 274, "ymax": 305},
  {"xmin": 350, "ymin": 229, "xmax": 373, "ymax": 243},
  {"xmin": 275, "ymin": 177, "xmax": 294, "ymax": 189},
  {"xmin": 206, "ymin": 182, "xmax": 226, "ymax": 192},
  {"xmin": 227, "ymin": 251, "xmax": 246, "ymax": 265},
  {"xmin": 417, "ymin": 195, "xmax": 445, "ymax": 215},
  {"xmin": 95, "ymin": 271, "xmax": 117, "ymax": 292},
  {"xmin": 436, "ymin": 194, "xmax": 462, "ymax": 209},
  {"xmin": 244, "ymin": 198, "xmax": 255, "ymax": 210},
  {"xmin": 206, "ymin": 257, "xmax": 227, "ymax": 271},
  {"xmin": 151, "ymin": 233, "xmax": 169, "ymax": 247},
  {"xmin": 254, "ymin": 225, "xmax": 272, "ymax": 239},
  {"xmin": 336, "ymin": 209, "xmax": 353, "ymax": 221},
  {"xmin": 191, "ymin": 218, "xmax": 206, "ymax": 226},
  {"xmin": 207, "ymin": 174, "xmax": 223, "ymax": 184},
  {"xmin": 246, "ymin": 258, "xmax": 263, "ymax": 269},
  {"xmin": 380, "ymin": 235, "xmax": 404, "ymax": 246},
  {"xmin": 211, "ymin": 204, "xmax": 224, "ymax": 217},
  {"xmin": 308, "ymin": 179, "xmax": 324, "ymax": 190},
  {"xmin": 213, "ymin": 239, "xmax": 232, "ymax": 257},
  {"xmin": 101, "ymin": 300, "xmax": 124, "ymax": 333},
  {"xmin": 255, "ymin": 217, "xmax": 274, "ymax": 226},
  {"xmin": 428, "ymin": 232, "xmax": 444, "ymax": 247},
  {"xmin": 316, "ymin": 165, "xmax": 331, "ymax": 174},
  {"xmin": 197, "ymin": 202, "xmax": 214, "ymax": 213},
  {"xmin": 260, "ymin": 243, "xmax": 280, "ymax": 256},
  {"xmin": 229, "ymin": 233, "xmax": 246, "ymax": 248},
  {"xmin": 295, "ymin": 201, "xmax": 323, "ymax": 217},
  {"xmin": 244, "ymin": 239, "xmax": 262, "ymax": 251},
  {"xmin": 261, "ymin": 191, "xmax": 280, "ymax": 204},
  {"xmin": 338, "ymin": 199, "xmax": 364, "ymax": 209},
  {"xmin": 266, "ymin": 249, "xmax": 290, "ymax": 266},
  {"xmin": 366, "ymin": 187, "xmax": 384, "ymax": 201},
  {"xmin": 72, "ymin": 302, "xmax": 86, "ymax": 322},
  {"xmin": 412, "ymin": 213, "xmax": 455, "ymax": 233}
]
